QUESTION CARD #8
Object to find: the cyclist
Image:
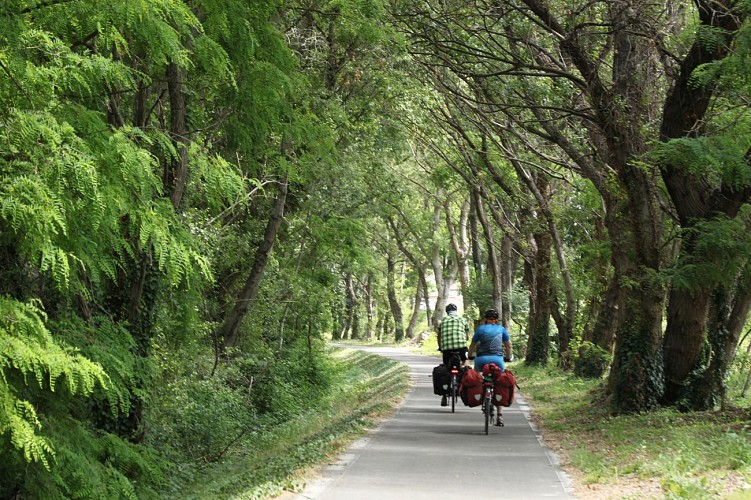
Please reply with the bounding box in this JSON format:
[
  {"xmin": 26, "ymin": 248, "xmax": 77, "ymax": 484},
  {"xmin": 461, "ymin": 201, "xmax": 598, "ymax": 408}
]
[
  {"xmin": 468, "ymin": 308, "xmax": 513, "ymax": 422},
  {"xmin": 437, "ymin": 303, "xmax": 470, "ymax": 407}
]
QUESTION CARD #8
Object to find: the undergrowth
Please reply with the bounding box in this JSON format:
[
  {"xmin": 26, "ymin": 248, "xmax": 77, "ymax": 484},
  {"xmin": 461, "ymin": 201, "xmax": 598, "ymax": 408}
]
[
  {"xmin": 512, "ymin": 363, "xmax": 751, "ymax": 499},
  {"xmin": 162, "ymin": 347, "xmax": 409, "ymax": 499}
]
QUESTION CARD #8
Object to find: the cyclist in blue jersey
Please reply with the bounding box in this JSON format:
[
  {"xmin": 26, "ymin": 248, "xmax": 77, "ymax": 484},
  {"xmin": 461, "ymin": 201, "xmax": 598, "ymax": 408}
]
[
  {"xmin": 469, "ymin": 308, "xmax": 513, "ymax": 424},
  {"xmin": 469, "ymin": 308, "xmax": 512, "ymax": 372}
]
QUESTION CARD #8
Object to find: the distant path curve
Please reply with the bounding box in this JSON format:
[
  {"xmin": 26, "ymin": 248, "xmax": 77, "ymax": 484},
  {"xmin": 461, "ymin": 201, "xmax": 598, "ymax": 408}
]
[{"xmin": 296, "ymin": 345, "xmax": 574, "ymax": 499}]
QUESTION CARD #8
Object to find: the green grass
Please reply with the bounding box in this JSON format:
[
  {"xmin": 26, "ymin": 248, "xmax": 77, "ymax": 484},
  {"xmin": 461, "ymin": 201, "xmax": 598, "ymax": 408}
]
[
  {"xmin": 511, "ymin": 363, "xmax": 751, "ymax": 499},
  {"xmin": 166, "ymin": 347, "xmax": 409, "ymax": 499}
]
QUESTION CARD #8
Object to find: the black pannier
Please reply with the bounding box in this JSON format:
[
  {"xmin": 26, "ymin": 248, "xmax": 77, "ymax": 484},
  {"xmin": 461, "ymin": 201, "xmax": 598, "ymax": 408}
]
[{"xmin": 432, "ymin": 363, "xmax": 450, "ymax": 395}]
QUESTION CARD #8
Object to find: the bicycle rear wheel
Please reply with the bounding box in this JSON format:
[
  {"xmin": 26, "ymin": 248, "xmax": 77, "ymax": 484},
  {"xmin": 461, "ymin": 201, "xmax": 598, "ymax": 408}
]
[
  {"xmin": 450, "ymin": 376, "xmax": 457, "ymax": 413},
  {"xmin": 484, "ymin": 397, "xmax": 491, "ymax": 435}
]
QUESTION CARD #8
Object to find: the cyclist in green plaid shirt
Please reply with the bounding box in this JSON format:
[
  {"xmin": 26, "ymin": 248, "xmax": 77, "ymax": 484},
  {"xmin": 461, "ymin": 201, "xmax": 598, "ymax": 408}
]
[{"xmin": 437, "ymin": 303, "xmax": 469, "ymax": 406}]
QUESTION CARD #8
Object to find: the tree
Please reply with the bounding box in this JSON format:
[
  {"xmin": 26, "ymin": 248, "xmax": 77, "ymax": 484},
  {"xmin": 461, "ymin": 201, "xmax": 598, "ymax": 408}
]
[
  {"xmin": 0, "ymin": 0, "xmax": 219, "ymax": 492},
  {"xmin": 657, "ymin": 3, "xmax": 751, "ymax": 407},
  {"xmin": 392, "ymin": 0, "xmax": 751, "ymax": 412}
]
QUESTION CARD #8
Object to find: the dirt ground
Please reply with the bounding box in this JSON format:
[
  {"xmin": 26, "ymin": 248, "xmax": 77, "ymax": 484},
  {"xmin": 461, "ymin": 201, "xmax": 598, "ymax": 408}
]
[{"xmin": 544, "ymin": 435, "xmax": 664, "ymax": 499}]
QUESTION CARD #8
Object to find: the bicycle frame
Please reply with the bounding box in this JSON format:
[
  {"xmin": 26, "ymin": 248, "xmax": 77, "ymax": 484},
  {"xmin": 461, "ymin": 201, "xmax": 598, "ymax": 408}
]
[
  {"xmin": 449, "ymin": 365, "xmax": 459, "ymax": 413},
  {"xmin": 480, "ymin": 363, "xmax": 504, "ymax": 434},
  {"xmin": 482, "ymin": 374, "xmax": 495, "ymax": 434},
  {"xmin": 448, "ymin": 353, "xmax": 462, "ymax": 413}
]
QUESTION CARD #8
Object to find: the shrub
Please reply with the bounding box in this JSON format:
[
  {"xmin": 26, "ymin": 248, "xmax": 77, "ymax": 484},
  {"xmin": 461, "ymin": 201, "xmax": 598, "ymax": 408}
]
[
  {"xmin": 574, "ymin": 342, "xmax": 612, "ymax": 378},
  {"xmin": 148, "ymin": 374, "xmax": 255, "ymax": 462}
]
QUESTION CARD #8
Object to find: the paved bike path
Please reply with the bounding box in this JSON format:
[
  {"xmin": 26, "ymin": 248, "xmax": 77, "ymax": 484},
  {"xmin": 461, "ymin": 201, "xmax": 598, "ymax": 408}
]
[{"xmin": 296, "ymin": 345, "xmax": 573, "ymax": 499}]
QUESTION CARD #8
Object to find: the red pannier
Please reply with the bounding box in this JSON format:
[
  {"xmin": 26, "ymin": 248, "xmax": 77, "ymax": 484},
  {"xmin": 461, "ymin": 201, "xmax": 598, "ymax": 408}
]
[
  {"xmin": 494, "ymin": 370, "xmax": 516, "ymax": 407},
  {"xmin": 459, "ymin": 367, "xmax": 483, "ymax": 407},
  {"xmin": 481, "ymin": 363, "xmax": 516, "ymax": 407}
]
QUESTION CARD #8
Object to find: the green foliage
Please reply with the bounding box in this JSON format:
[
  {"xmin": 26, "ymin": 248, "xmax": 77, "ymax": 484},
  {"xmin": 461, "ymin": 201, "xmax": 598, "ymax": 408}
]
[
  {"xmin": 250, "ymin": 341, "xmax": 338, "ymax": 419},
  {"xmin": 0, "ymin": 110, "xmax": 210, "ymax": 295},
  {"xmin": 0, "ymin": 297, "xmax": 109, "ymax": 468},
  {"xmin": 186, "ymin": 146, "xmax": 249, "ymax": 216},
  {"xmin": 164, "ymin": 347, "xmax": 409, "ymax": 499},
  {"xmin": 55, "ymin": 316, "xmax": 138, "ymax": 419},
  {"xmin": 573, "ymin": 341, "xmax": 612, "ymax": 379},
  {"xmin": 7, "ymin": 416, "xmax": 166, "ymax": 499},
  {"xmin": 27, "ymin": 0, "xmax": 197, "ymax": 69},
  {"xmin": 667, "ymin": 213, "xmax": 751, "ymax": 293},
  {"xmin": 464, "ymin": 276, "xmax": 495, "ymax": 315},
  {"xmin": 652, "ymin": 133, "xmax": 751, "ymax": 191},
  {"xmin": 690, "ymin": 19, "xmax": 751, "ymax": 93},
  {"xmin": 0, "ymin": 297, "xmax": 161, "ymax": 497},
  {"xmin": 13, "ymin": 0, "xmax": 751, "ymax": 495},
  {"xmin": 149, "ymin": 370, "xmax": 257, "ymax": 462},
  {"xmin": 314, "ymin": 214, "xmax": 371, "ymax": 264},
  {"xmin": 147, "ymin": 336, "xmax": 340, "ymax": 470},
  {"xmin": 1, "ymin": 1, "xmax": 222, "ymax": 494}
]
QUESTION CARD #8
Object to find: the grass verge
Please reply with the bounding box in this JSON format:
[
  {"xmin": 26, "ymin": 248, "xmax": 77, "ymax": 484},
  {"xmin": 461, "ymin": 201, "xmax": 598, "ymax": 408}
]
[
  {"xmin": 166, "ymin": 347, "xmax": 409, "ymax": 500},
  {"xmin": 511, "ymin": 363, "xmax": 751, "ymax": 499}
]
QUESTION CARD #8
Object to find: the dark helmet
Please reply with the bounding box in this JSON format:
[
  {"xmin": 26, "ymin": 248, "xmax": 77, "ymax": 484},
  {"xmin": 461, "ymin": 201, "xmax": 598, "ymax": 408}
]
[
  {"xmin": 445, "ymin": 303, "xmax": 457, "ymax": 313},
  {"xmin": 483, "ymin": 308, "xmax": 499, "ymax": 320}
]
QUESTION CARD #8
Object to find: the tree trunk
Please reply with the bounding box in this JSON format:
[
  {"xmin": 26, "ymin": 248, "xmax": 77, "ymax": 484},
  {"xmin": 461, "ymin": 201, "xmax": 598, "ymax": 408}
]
[
  {"xmin": 742, "ymin": 329, "xmax": 751, "ymax": 396},
  {"xmin": 331, "ymin": 300, "xmax": 344, "ymax": 341},
  {"xmin": 445, "ymin": 195, "xmax": 471, "ymax": 308},
  {"xmin": 365, "ymin": 273, "xmax": 375, "ymax": 340},
  {"xmin": 580, "ymin": 213, "xmax": 610, "ymax": 344},
  {"xmin": 503, "ymin": 136, "xmax": 574, "ymax": 350},
  {"xmin": 526, "ymin": 227, "xmax": 552, "ymax": 365},
  {"xmin": 590, "ymin": 3, "xmax": 667, "ymax": 413},
  {"xmin": 423, "ymin": 190, "xmax": 459, "ymax": 329},
  {"xmin": 133, "ymin": 83, "xmax": 149, "ymax": 129},
  {"xmin": 686, "ymin": 268, "xmax": 751, "ymax": 409},
  {"xmin": 420, "ymin": 270, "xmax": 432, "ymax": 328},
  {"xmin": 430, "ymin": 191, "xmax": 447, "ymax": 329},
  {"xmin": 341, "ymin": 270, "xmax": 356, "ymax": 340},
  {"xmin": 606, "ymin": 188, "xmax": 665, "ymax": 412},
  {"xmin": 437, "ymin": 259, "xmax": 458, "ymax": 323},
  {"xmin": 469, "ymin": 188, "xmax": 484, "ymax": 281},
  {"xmin": 351, "ymin": 299, "xmax": 361, "ymax": 339},
  {"xmin": 165, "ymin": 61, "xmax": 188, "ymax": 208},
  {"xmin": 99, "ymin": 246, "xmax": 159, "ymax": 442},
  {"xmin": 589, "ymin": 274, "xmax": 625, "ymax": 352},
  {"xmin": 127, "ymin": 254, "xmax": 159, "ymax": 443},
  {"xmin": 387, "ymin": 254, "xmax": 405, "ymax": 341},
  {"xmin": 219, "ymin": 178, "xmax": 288, "ymax": 349},
  {"xmin": 97, "ymin": 51, "xmax": 161, "ymax": 442},
  {"xmin": 500, "ymin": 234, "xmax": 514, "ymax": 328},
  {"xmin": 608, "ymin": 288, "xmax": 665, "ymax": 412},
  {"xmin": 375, "ymin": 311, "xmax": 384, "ymax": 342},
  {"xmin": 384, "ymin": 310, "xmax": 395, "ymax": 339},
  {"xmin": 662, "ymin": 268, "xmax": 712, "ymax": 403},
  {"xmin": 387, "ymin": 217, "xmax": 432, "ymax": 330},
  {"xmin": 473, "ymin": 190, "xmax": 502, "ymax": 314},
  {"xmin": 406, "ymin": 284, "xmax": 422, "ymax": 339}
]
